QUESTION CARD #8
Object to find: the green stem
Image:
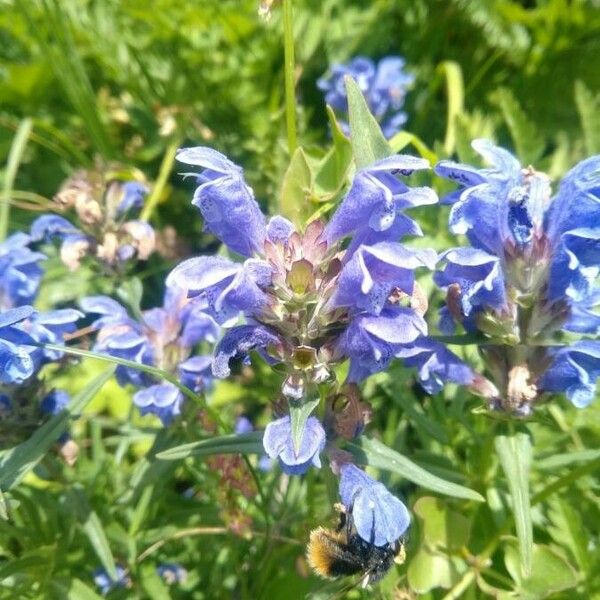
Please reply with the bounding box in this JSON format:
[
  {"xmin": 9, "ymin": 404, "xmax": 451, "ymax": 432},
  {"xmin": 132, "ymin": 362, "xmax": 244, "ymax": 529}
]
[
  {"xmin": 1, "ymin": 118, "xmax": 33, "ymax": 241},
  {"xmin": 140, "ymin": 137, "xmax": 181, "ymax": 221},
  {"xmin": 282, "ymin": 0, "xmax": 297, "ymax": 155}
]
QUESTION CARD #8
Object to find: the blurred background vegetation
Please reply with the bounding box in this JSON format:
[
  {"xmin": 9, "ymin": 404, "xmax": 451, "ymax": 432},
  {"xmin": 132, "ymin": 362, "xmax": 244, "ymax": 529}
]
[{"xmin": 1, "ymin": 0, "xmax": 600, "ymax": 598}]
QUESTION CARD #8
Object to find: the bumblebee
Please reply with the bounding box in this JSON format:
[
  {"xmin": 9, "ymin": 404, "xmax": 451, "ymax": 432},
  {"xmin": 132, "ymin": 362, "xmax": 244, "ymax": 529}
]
[{"xmin": 307, "ymin": 506, "xmax": 406, "ymax": 587}]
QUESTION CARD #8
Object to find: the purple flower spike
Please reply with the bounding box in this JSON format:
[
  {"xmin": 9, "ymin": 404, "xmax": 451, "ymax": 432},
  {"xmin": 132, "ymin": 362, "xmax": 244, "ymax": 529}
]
[
  {"xmin": 177, "ymin": 147, "xmax": 267, "ymax": 257},
  {"xmin": 263, "ymin": 415, "xmax": 326, "ymax": 475},
  {"xmin": 134, "ymin": 383, "xmax": 184, "ymax": 425},
  {"xmin": 339, "ymin": 464, "xmax": 410, "ymax": 546}
]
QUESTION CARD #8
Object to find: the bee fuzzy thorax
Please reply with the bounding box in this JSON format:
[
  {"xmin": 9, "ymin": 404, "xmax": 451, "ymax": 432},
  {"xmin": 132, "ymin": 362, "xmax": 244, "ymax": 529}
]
[
  {"xmin": 307, "ymin": 524, "xmax": 404, "ymax": 586},
  {"xmin": 307, "ymin": 527, "xmax": 346, "ymax": 579}
]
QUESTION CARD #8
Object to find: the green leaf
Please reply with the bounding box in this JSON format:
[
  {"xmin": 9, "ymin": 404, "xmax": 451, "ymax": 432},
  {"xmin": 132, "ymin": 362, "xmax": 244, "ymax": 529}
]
[
  {"xmin": 413, "ymin": 496, "xmax": 471, "ymax": 550},
  {"xmin": 575, "ymin": 80, "xmax": 600, "ymax": 154},
  {"xmin": 504, "ymin": 541, "xmax": 577, "ymax": 598},
  {"xmin": 116, "ymin": 276, "xmax": 144, "ymax": 319},
  {"xmin": 346, "ymin": 437, "xmax": 484, "ymax": 502},
  {"xmin": 345, "ymin": 76, "xmax": 391, "ymax": 168},
  {"xmin": 495, "ymin": 431, "xmax": 533, "ymax": 577},
  {"xmin": 279, "ymin": 146, "xmax": 312, "ymax": 224},
  {"xmin": 311, "ymin": 106, "xmax": 353, "ymax": 202},
  {"xmin": 139, "ymin": 562, "xmax": 171, "ymax": 600},
  {"xmin": 50, "ymin": 577, "xmax": 106, "ymax": 600},
  {"xmin": 0, "ymin": 367, "xmax": 115, "ymax": 491},
  {"xmin": 407, "ymin": 547, "xmax": 460, "ymax": 593},
  {"xmin": 547, "ymin": 498, "xmax": 590, "ymax": 574},
  {"xmin": 536, "ymin": 448, "xmax": 600, "ymax": 471},
  {"xmin": 68, "ymin": 487, "xmax": 117, "ymax": 581},
  {"xmin": 289, "ymin": 396, "xmax": 319, "ymax": 455},
  {"xmin": 157, "ymin": 431, "xmax": 264, "ymax": 461},
  {"xmin": 492, "ymin": 88, "xmax": 544, "ymax": 164},
  {"xmin": 438, "ymin": 61, "xmax": 464, "ymax": 155}
]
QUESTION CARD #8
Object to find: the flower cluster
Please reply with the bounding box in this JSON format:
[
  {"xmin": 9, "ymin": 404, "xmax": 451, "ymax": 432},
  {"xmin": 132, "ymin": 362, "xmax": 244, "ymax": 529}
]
[
  {"xmin": 434, "ymin": 139, "xmax": 600, "ymax": 414},
  {"xmin": 166, "ymin": 145, "xmax": 473, "ymax": 549},
  {"xmin": 83, "ymin": 284, "xmax": 218, "ymax": 424},
  {"xmin": 318, "ymin": 56, "xmax": 414, "ymax": 138},
  {"xmin": 0, "ymin": 230, "xmax": 81, "ymax": 443},
  {"xmin": 30, "ymin": 166, "xmax": 154, "ymax": 272}
]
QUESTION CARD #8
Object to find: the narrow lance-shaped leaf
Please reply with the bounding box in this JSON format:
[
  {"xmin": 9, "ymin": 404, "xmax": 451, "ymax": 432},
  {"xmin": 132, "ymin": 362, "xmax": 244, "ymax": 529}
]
[
  {"xmin": 495, "ymin": 431, "xmax": 533, "ymax": 577},
  {"xmin": 157, "ymin": 431, "xmax": 265, "ymax": 461},
  {"xmin": 68, "ymin": 486, "xmax": 118, "ymax": 580},
  {"xmin": 345, "ymin": 76, "xmax": 392, "ymax": 169},
  {"xmin": 346, "ymin": 437, "xmax": 484, "ymax": 502},
  {"xmin": 0, "ymin": 367, "xmax": 115, "ymax": 490}
]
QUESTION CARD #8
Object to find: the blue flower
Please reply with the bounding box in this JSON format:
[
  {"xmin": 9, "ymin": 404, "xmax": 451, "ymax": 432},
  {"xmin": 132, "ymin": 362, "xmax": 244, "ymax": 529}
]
[
  {"xmin": 339, "ymin": 463, "xmax": 410, "ymax": 546},
  {"xmin": 213, "ymin": 324, "xmax": 282, "ymax": 378},
  {"xmin": 565, "ymin": 289, "xmax": 600, "ymax": 334},
  {"xmin": 396, "ymin": 339, "xmax": 474, "ymax": 394},
  {"xmin": 20, "ymin": 308, "xmax": 83, "ymax": 363},
  {"xmin": 157, "ymin": 563, "xmax": 187, "ymax": 584},
  {"xmin": 331, "ymin": 242, "xmax": 437, "ymax": 315},
  {"xmin": 117, "ymin": 181, "xmax": 149, "ymax": 215},
  {"xmin": 235, "ymin": 415, "xmax": 254, "ymax": 435},
  {"xmin": 176, "ymin": 147, "xmax": 267, "ymax": 257},
  {"xmin": 318, "ymin": 56, "xmax": 414, "ymax": 138},
  {"xmin": 0, "ymin": 233, "xmax": 46, "ymax": 309},
  {"xmin": 178, "ymin": 355, "xmax": 213, "ymax": 393},
  {"xmin": 434, "ymin": 247, "xmax": 507, "ymax": 325},
  {"xmin": 0, "ymin": 306, "xmax": 37, "ymax": 384},
  {"xmin": 93, "ymin": 566, "xmax": 129, "ymax": 595},
  {"xmin": 40, "ymin": 389, "xmax": 70, "ymax": 415},
  {"xmin": 539, "ymin": 341, "xmax": 600, "ymax": 408},
  {"xmin": 336, "ymin": 307, "xmax": 427, "ymax": 382},
  {"xmin": 263, "ymin": 415, "xmax": 326, "ymax": 475},
  {"xmin": 134, "ymin": 383, "xmax": 183, "ymax": 425},
  {"xmin": 84, "ymin": 285, "xmax": 218, "ymax": 423},
  {"xmin": 166, "ymin": 256, "xmax": 271, "ymax": 324},
  {"xmin": 324, "ymin": 155, "xmax": 435, "ymax": 250}
]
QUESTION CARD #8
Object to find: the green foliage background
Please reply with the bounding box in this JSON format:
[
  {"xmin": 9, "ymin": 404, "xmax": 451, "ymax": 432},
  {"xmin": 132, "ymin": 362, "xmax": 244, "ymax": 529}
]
[{"xmin": 1, "ymin": 0, "xmax": 600, "ymax": 598}]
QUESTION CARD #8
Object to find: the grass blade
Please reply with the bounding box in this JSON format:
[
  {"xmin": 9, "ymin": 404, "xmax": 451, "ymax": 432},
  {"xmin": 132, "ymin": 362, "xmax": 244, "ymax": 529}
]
[{"xmin": 1, "ymin": 118, "xmax": 33, "ymax": 241}]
